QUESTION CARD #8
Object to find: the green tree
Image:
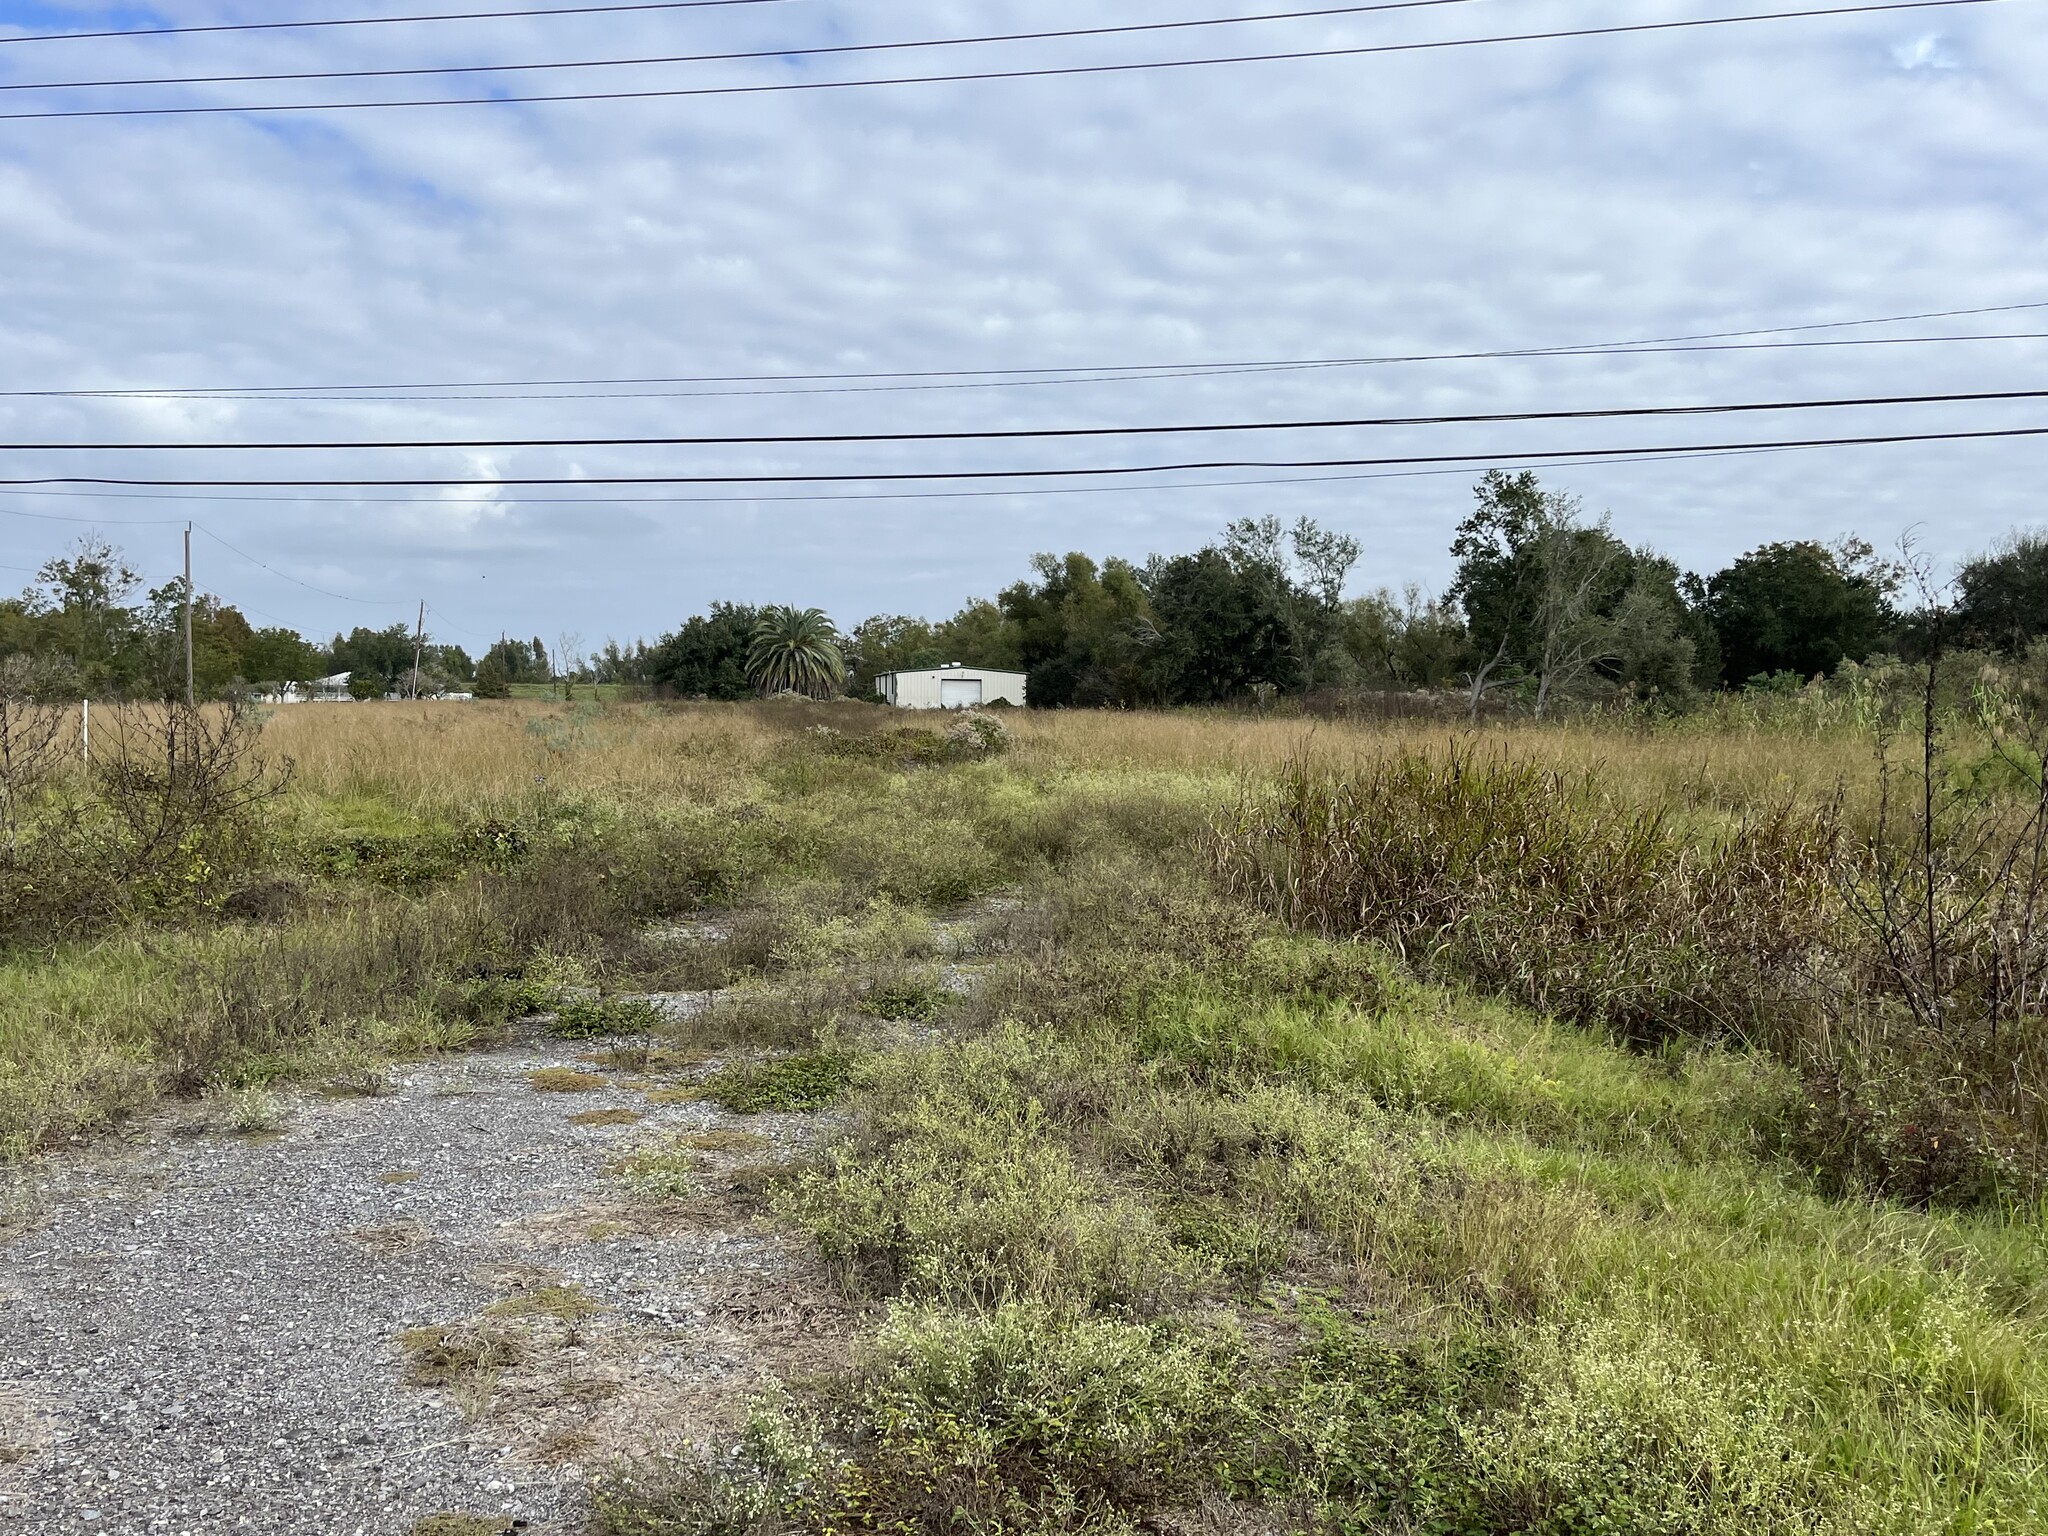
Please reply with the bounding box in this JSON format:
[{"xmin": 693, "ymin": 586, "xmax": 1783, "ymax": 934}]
[
  {"xmin": 647, "ymin": 603, "xmax": 759, "ymax": 699},
  {"xmin": 935, "ymin": 598, "xmax": 1021, "ymax": 672},
  {"xmin": 747, "ymin": 607, "xmax": 845, "ymax": 698},
  {"xmin": 1339, "ymin": 586, "xmax": 1469, "ymax": 689},
  {"xmin": 1451, "ymin": 473, "xmax": 1713, "ymax": 715},
  {"xmin": 330, "ymin": 624, "xmax": 418, "ymax": 685},
  {"xmin": 241, "ymin": 626, "xmax": 323, "ymax": 688},
  {"xmin": 1448, "ymin": 471, "xmax": 1573, "ymax": 715},
  {"xmin": 847, "ymin": 614, "xmax": 945, "ymax": 696},
  {"xmin": 1955, "ymin": 530, "xmax": 2048, "ymax": 656},
  {"xmin": 472, "ymin": 653, "xmax": 512, "ymax": 698},
  {"xmin": 999, "ymin": 553, "xmax": 1158, "ymax": 707},
  {"xmin": 140, "ymin": 582, "xmax": 260, "ymax": 698},
  {"xmin": 29, "ymin": 536, "xmax": 143, "ymax": 693},
  {"xmin": 1222, "ymin": 514, "xmax": 1361, "ymax": 692},
  {"xmin": 1144, "ymin": 545, "xmax": 1299, "ymax": 704},
  {"xmin": 1703, "ymin": 539, "xmax": 1898, "ymax": 686}
]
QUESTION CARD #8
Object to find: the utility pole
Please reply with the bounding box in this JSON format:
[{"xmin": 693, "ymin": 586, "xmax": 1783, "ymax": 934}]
[
  {"xmin": 183, "ymin": 523, "xmax": 195, "ymax": 709},
  {"xmin": 410, "ymin": 600, "xmax": 426, "ymax": 700}
]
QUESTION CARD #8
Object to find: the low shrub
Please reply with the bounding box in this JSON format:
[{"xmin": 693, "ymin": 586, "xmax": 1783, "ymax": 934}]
[
  {"xmin": 836, "ymin": 1302, "xmax": 1239, "ymax": 1532},
  {"xmin": 702, "ymin": 1052, "xmax": 853, "ymax": 1113},
  {"xmin": 594, "ymin": 1304, "xmax": 1242, "ymax": 1536},
  {"xmin": 553, "ymin": 995, "xmax": 667, "ymax": 1039},
  {"xmin": 858, "ymin": 971, "xmax": 949, "ymax": 1022}
]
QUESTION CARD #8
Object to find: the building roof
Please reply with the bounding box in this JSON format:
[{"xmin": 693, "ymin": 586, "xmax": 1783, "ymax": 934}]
[{"xmin": 874, "ymin": 663, "xmax": 1026, "ymax": 680}]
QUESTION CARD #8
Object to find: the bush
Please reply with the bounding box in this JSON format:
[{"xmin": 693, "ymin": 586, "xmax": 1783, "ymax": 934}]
[
  {"xmin": 553, "ymin": 995, "xmax": 667, "ymax": 1039},
  {"xmin": 703, "ymin": 1052, "xmax": 853, "ymax": 1113},
  {"xmin": 838, "ymin": 1302, "xmax": 1240, "ymax": 1532},
  {"xmin": 595, "ymin": 1306, "xmax": 1244, "ymax": 1536}
]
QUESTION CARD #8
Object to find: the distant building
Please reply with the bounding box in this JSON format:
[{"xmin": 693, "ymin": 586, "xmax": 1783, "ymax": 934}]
[
  {"xmin": 873, "ymin": 663, "xmax": 1026, "ymax": 710},
  {"xmin": 309, "ymin": 672, "xmax": 355, "ymax": 702}
]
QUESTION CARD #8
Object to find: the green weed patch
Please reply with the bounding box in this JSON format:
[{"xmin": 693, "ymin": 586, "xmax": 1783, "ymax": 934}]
[{"xmin": 703, "ymin": 1052, "xmax": 853, "ymax": 1114}]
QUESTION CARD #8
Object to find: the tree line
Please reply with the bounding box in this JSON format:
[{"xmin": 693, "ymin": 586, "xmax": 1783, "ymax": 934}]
[
  {"xmin": 611, "ymin": 472, "xmax": 2047, "ymax": 712},
  {"xmin": 4, "ymin": 474, "xmax": 2043, "ymax": 709}
]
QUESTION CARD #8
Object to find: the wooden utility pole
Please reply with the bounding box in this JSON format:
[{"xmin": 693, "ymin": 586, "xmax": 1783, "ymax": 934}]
[
  {"xmin": 183, "ymin": 523, "xmax": 195, "ymax": 709},
  {"xmin": 410, "ymin": 601, "xmax": 426, "ymax": 699}
]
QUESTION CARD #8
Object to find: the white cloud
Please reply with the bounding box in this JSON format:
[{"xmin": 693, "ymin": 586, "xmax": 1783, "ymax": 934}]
[
  {"xmin": 0, "ymin": 0, "xmax": 2044, "ymax": 642},
  {"xmin": 1892, "ymin": 32, "xmax": 1961, "ymax": 71}
]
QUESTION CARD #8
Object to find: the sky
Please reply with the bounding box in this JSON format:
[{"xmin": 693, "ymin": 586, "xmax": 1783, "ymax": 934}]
[{"xmin": 0, "ymin": 0, "xmax": 2043, "ymax": 657}]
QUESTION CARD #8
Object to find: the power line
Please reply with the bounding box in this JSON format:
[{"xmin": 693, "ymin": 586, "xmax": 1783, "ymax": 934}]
[
  {"xmin": 10, "ymin": 386, "xmax": 2048, "ymax": 452},
  {"xmin": 0, "ymin": 0, "xmax": 2012, "ymax": 120},
  {"xmin": 9, "ymin": 421, "xmax": 2048, "ymax": 486},
  {"xmin": 0, "ymin": 440, "xmax": 1876, "ymax": 511},
  {"xmin": 0, "ymin": 0, "xmax": 803, "ymax": 48},
  {"xmin": 18, "ymin": 333, "xmax": 2048, "ymax": 406},
  {"xmin": 4, "ymin": 3, "xmax": 1502, "ymax": 93},
  {"xmin": 193, "ymin": 524, "xmax": 415, "ymax": 608},
  {"xmin": 20, "ymin": 300, "xmax": 2048, "ymax": 402}
]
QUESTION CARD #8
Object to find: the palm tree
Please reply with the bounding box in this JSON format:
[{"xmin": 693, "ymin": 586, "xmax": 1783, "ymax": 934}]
[{"xmin": 747, "ymin": 606, "xmax": 846, "ymax": 698}]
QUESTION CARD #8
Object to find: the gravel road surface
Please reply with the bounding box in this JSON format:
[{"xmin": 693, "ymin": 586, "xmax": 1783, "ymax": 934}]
[{"xmin": 0, "ymin": 1018, "xmax": 848, "ymax": 1535}]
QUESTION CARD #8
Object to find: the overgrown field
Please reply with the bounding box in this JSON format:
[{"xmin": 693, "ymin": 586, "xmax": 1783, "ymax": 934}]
[{"xmin": 4, "ymin": 696, "xmax": 2046, "ymax": 1534}]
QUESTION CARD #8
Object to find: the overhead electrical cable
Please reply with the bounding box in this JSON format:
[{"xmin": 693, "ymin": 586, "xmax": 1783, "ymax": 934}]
[
  {"xmin": 0, "ymin": 0, "xmax": 2014, "ymax": 120},
  {"xmin": 192, "ymin": 524, "xmax": 414, "ymax": 608},
  {"xmin": 23, "ymin": 333, "xmax": 2048, "ymax": 405},
  {"xmin": 10, "ymin": 386, "xmax": 2048, "ymax": 453},
  {"xmin": 2, "ymin": 3, "xmax": 1508, "ymax": 92},
  {"xmin": 26, "ymin": 300, "xmax": 2046, "ymax": 400},
  {"xmin": 10, "ymin": 422, "xmax": 2048, "ymax": 487},
  {"xmin": 0, "ymin": 441, "xmax": 1888, "ymax": 510},
  {"xmin": 0, "ymin": 0, "xmax": 805, "ymax": 47}
]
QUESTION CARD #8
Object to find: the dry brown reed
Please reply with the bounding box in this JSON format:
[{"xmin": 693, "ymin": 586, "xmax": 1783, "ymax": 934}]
[{"xmin": 228, "ymin": 698, "xmax": 1880, "ymax": 824}]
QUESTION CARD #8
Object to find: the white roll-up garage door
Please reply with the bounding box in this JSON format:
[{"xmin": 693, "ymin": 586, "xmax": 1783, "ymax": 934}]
[{"xmin": 940, "ymin": 678, "xmax": 983, "ymax": 709}]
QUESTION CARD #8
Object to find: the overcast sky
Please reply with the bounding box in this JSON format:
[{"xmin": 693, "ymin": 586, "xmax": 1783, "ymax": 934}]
[{"xmin": 0, "ymin": 0, "xmax": 2042, "ymax": 654}]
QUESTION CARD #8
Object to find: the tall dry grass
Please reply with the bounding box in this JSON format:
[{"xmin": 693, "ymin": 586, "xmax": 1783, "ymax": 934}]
[{"xmin": 230, "ymin": 697, "xmax": 1881, "ymax": 825}]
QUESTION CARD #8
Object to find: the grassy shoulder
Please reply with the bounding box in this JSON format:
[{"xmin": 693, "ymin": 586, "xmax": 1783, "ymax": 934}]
[{"xmin": 3, "ymin": 699, "xmax": 2043, "ymax": 1532}]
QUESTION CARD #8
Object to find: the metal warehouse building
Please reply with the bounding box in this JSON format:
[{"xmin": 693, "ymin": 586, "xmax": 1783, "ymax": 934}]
[{"xmin": 873, "ymin": 663, "xmax": 1027, "ymax": 710}]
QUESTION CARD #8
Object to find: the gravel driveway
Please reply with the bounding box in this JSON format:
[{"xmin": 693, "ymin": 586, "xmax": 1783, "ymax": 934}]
[{"xmin": 0, "ymin": 1019, "xmax": 850, "ymax": 1535}]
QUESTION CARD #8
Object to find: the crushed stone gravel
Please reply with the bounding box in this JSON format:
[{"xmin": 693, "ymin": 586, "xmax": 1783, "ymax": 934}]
[{"xmin": 0, "ymin": 1010, "xmax": 852, "ymax": 1535}]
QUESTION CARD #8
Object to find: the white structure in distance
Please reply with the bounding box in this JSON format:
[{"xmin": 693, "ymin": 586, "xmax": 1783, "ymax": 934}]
[{"xmin": 874, "ymin": 662, "xmax": 1027, "ymax": 710}]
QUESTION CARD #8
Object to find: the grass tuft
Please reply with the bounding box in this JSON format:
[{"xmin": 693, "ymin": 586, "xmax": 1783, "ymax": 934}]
[{"xmin": 530, "ymin": 1068, "xmax": 608, "ymax": 1093}]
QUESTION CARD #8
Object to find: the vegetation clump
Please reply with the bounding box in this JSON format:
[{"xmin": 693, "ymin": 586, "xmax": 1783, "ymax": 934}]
[
  {"xmin": 552, "ymin": 995, "xmax": 666, "ymax": 1039},
  {"xmin": 530, "ymin": 1068, "xmax": 608, "ymax": 1093},
  {"xmin": 398, "ymin": 1323, "xmax": 528, "ymax": 1387},
  {"xmin": 702, "ymin": 1052, "xmax": 854, "ymax": 1114}
]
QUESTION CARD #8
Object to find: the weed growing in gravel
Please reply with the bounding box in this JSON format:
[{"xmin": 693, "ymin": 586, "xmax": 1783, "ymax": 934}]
[
  {"xmin": 702, "ymin": 1052, "xmax": 853, "ymax": 1114},
  {"xmin": 582, "ymin": 1044, "xmax": 704, "ymax": 1072},
  {"xmin": 857, "ymin": 970, "xmax": 950, "ymax": 1022},
  {"xmin": 553, "ymin": 995, "xmax": 667, "ymax": 1039},
  {"xmin": 640, "ymin": 1085, "xmax": 702, "ymax": 1106},
  {"xmin": 486, "ymin": 1284, "xmax": 600, "ymax": 1322},
  {"xmin": 398, "ymin": 1323, "xmax": 527, "ymax": 1387},
  {"xmin": 222, "ymin": 1084, "xmax": 282, "ymax": 1133},
  {"xmin": 411, "ymin": 1512, "xmax": 516, "ymax": 1536},
  {"xmin": 606, "ymin": 1136, "xmax": 701, "ymax": 1198},
  {"xmin": 529, "ymin": 1068, "xmax": 608, "ymax": 1093}
]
